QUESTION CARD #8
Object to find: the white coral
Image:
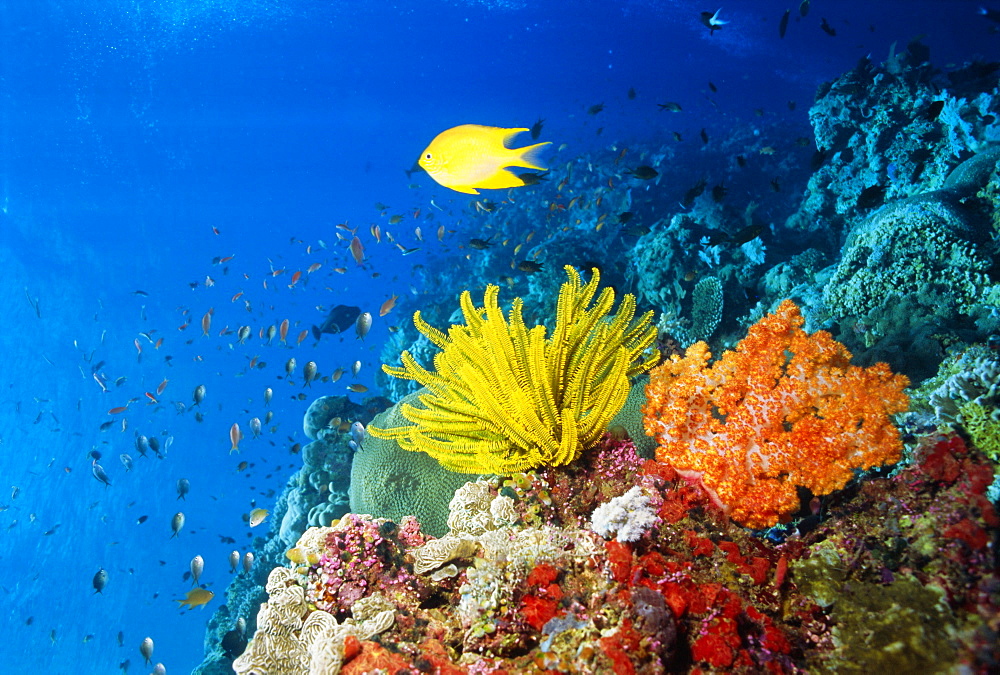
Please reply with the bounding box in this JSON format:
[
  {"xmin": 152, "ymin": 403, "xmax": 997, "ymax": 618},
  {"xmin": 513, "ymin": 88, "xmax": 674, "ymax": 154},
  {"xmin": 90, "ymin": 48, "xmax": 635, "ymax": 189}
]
[
  {"xmin": 412, "ymin": 535, "xmax": 479, "ymax": 574},
  {"xmin": 590, "ymin": 486, "xmax": 659, "ymax": 543},
  {"xmin": 235, "ymin": 566, "xmax": 397, "ymax": 675},
  {"xmin": 447, "ymin": 479, "xmax": 498, "ymax": 536}
]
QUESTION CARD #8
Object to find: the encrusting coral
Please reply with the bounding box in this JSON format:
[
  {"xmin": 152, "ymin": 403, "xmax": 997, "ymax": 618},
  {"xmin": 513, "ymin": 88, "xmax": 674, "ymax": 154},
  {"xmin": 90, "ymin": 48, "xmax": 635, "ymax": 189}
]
[
  {"xmin": 368, "ymin": 265, "xmax": 657, "ymax": 475},
  {"xmin": 232, "ymin": 566, "xmax": 397, "ymax": 675},
  {"xmin": 643, "ymin": 299, "xmax": 910, "ymax": 528}
]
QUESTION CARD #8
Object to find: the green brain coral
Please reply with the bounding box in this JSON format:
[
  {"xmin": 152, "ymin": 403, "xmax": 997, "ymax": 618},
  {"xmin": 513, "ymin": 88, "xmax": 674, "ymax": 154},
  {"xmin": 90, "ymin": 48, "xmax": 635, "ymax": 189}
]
[{"xmin": 349, "ymin": 390, "xmax": 478, "ymax": 537}]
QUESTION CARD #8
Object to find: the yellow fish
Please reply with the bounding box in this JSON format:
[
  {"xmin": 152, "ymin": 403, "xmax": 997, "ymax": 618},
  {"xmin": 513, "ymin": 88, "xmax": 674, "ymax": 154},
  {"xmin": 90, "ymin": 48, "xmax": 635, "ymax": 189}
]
[
  {"xmin": 176, "ymin": 588, "xmax": 214, "ymax": 609},
  {"xmin": 249, "ymin": 508, "xmax": 269, "ymax": 527},
  {"xmin": 419, "ymin": 124, "xmax": 550, "ymax": 195}
]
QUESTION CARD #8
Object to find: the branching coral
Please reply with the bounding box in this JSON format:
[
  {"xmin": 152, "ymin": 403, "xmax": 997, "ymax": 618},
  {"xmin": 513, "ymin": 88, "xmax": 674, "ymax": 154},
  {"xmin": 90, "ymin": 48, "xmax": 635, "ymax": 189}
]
[
  {"xmin": 369, "ymin": 265, "xmax": 657, "ymax": 475},
  {"xmin": 643, "ymin": 299, "xmax": 910, "ymax": 528},
  {"xmin": 930, "ymin": 345, "xmax": 1000, "ymax": 462}
]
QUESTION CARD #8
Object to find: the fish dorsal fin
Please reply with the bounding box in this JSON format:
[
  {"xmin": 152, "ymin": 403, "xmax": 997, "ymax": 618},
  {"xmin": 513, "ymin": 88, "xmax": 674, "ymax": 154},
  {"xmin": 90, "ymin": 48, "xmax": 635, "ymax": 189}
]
[{"xmin": 492, "ymin": 127, "xmax": 530, "ymax": 147}]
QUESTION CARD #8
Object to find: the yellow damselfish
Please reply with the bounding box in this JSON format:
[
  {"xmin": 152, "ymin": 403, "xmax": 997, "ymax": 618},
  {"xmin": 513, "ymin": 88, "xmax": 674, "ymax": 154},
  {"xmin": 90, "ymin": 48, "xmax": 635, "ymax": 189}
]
[
  {"xmin": 419, "ymin": 124, "xmax": 550, "ymax": 195},
  {"xmin": 248, "ymin": 508, "xmax": 269, "ymax": 527},
  {"xmin": 176, "ymin": 588, "xmax": 214, "ymax": 609}
]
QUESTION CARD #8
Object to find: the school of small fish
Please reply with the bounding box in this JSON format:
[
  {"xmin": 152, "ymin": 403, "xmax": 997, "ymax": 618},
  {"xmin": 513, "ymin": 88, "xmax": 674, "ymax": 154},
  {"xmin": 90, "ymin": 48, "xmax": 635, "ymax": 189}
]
[{"xmin": 4, "ymin": 6, "xmax": 884, "ymax": 667}]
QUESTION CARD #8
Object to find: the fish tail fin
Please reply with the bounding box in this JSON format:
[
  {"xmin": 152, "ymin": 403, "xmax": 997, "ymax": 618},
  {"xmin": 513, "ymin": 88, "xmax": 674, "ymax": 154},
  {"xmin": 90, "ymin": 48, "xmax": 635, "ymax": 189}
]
[{"xmin": 510, "ymin": 142, "xmax": 551, "ymax": 172}]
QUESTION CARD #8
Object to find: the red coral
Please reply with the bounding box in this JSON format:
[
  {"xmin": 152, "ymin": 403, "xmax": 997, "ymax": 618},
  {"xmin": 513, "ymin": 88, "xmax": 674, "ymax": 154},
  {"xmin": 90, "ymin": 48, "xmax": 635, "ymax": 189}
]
[
  {"xmin": 341, "ymin": 641, "xmax": 411, "ymax": 674},
  {"xmin": 643, "ymin": 299, "xmax": 910, "ymax": 528},
  {"xmin": 598, "ymin": 618, "xmax": 641, "ymax": 675},
  {"xmin": 691, "ymin": 617, "xmax": 741, "ymax": 668},
  {"xmin": 526, "ymin": 563, "xmax": 559, "ymax": 587},
  {"xmin": 521, "ymin": 594, "xmax": 560, "ymax": 631},
  {"xmin": 924, "ymin": 435, "xmax": 964, "ymax": 483},
  {"xmin": 606, "ymin": 540, "xmax": 633, "ymax": 583},
  {"xmin": 685, "ymin": 530, "xmax": 714, "ymax": 557},
  {"xmin": 945, "ymin": 519, "xmax": 989, "ymax": 550}
]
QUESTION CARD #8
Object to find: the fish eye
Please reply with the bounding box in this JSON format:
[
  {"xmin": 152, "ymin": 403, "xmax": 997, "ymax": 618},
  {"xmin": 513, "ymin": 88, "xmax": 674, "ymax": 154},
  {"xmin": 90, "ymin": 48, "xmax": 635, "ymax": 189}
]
[{"xmin": 424, "ymin": 153, "xmax": 432, "ymax": 159}]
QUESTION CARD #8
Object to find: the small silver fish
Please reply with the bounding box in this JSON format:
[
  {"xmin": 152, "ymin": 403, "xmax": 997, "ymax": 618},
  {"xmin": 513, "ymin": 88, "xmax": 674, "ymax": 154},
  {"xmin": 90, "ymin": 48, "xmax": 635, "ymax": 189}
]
[
  {"xmin": 263, "ymin": 387, "xmax": 273, "ymax": 406},
  {"xmin": 285, "ymin": 358, "xmax": 296, "ymax": 377},
  {"xmin": 248, "ymin": 508, "xmax": 269, "ymax": 528},
  {"xmin": 242, "ymin": 551, "xmax": 255, "ymax": 574},
  {"xmin": 237, "ymin": 325, "xmax": 251, "ymax": 344},
  {"xmin": 229, "ymin": 550, "xmax": 240, "ymax": 573},
  {"xmin": 350, "ymin": 422, "xmax": 365, "ymax": 448},
  {"xmin": 176, "ymin": 478, "xmax": 190, "ymax": 500},
  {"xmin": 351, "ymin": 360, "xmax": 362, "ymax": 377},
  {"xmin": 171, "ymin": 512, "xmax": 185, "ymax": 539},
  {"xmin": 249, "ymin": 418, "xmax": 262, "ymax": 439},
  {"xmin": 120, "ymin": 454, "xmax": 133, "ymax": 472},
  {"xmin": 190, "ymin": 555, "xmax": 204, "ymax": 586},
  {"xmin": 140, "ymin": 637, "xmax": 154, "ymax": 666},
  {"xmin": 355, "ymin": 312, "xmax": 372, "ymax": 340},
  {"xmin": 92, "ymin": 462, "xmax": 112, "ymax": 487},
  {"xmin": 303, "ymin": 361, "xmax": 317, "ymax": 387},
  {"xmin": 193, "ymin": 384, "xmax": 206, "ymax": 406}
]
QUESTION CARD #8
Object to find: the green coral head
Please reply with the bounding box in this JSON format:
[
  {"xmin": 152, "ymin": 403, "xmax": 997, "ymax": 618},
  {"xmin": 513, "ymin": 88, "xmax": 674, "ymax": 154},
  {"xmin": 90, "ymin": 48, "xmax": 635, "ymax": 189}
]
[{"xmin": 369, "ymin": 265, "xmax": 658, "ymax": 475}]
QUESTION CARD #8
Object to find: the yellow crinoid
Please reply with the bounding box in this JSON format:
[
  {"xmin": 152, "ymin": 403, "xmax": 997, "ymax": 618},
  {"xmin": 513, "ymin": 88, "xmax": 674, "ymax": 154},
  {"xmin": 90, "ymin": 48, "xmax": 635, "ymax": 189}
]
[{"xmin": 367, "ymin": 265, "xmax": 658, "ymax": 475}]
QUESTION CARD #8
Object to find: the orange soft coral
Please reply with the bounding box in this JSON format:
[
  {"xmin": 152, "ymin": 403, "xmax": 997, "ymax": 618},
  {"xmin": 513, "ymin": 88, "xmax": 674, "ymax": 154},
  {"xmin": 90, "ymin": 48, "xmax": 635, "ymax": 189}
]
[{"xmin": 642, "ymin": 299, "xmax": 909, "ymax": 528}]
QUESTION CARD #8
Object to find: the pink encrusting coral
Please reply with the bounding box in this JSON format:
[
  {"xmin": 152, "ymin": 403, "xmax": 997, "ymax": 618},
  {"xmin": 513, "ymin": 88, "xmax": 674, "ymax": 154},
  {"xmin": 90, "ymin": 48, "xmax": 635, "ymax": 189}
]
[{"xmin": 304, "ymin": 513, "xmax": 429, "ymax": 617}]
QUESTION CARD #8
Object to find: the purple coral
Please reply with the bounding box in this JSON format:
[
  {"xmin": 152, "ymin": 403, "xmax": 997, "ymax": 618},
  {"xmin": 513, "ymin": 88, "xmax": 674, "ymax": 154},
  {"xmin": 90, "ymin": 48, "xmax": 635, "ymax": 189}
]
[{"xmin": 305, "ymin": 514, "xmax": 427, "ymax": 617}]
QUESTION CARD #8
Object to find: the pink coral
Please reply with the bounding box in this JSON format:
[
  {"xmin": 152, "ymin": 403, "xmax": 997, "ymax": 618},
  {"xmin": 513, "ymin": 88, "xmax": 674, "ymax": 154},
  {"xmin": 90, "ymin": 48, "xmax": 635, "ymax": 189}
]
[{"xmin": 305, "ymin": 514, "xmax": 425, "ymax": 616}]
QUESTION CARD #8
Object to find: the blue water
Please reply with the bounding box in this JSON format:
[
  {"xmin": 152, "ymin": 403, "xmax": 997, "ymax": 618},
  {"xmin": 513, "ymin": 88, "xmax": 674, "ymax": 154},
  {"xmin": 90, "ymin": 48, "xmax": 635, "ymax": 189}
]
[{"xmin": 1, "ymin": 0, "xmax": 996, "ymax": 672}]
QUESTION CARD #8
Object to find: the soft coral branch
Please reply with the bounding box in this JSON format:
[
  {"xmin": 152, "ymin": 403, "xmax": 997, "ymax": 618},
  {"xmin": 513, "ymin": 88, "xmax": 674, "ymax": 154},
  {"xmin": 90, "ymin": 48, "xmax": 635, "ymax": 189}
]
[{"xmin": 643, "ymin": 299, "xmax": 909, "ymax": 528}]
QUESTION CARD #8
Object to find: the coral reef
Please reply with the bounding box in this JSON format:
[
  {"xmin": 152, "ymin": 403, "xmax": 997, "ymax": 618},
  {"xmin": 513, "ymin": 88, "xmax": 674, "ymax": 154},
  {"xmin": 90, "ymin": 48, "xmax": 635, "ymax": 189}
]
[
  {"xmin": 820, "ymin": 162, "xmax": 1000, "ymax": 379},
  {"xmin": 193, "ymin": 396, "xmax": 390, "ymax": 673},
  {"xmin": 238, "ymin": 429, "xmax": 998, "ymax": 673},
  {"xmin": 690, "ymin": 276, "xmax": 723, "ymax": 342},
  {"xmin": 200, "ymin": 50, "xmax": 1000, "ymax": 674},
  {"xmin": 929, "ymin": 345, "xmax": 1000, "ymax": 463},
  {"xmin": 369, "ymin": 265, "xmax": 657, "ymax": 475},
  {"xmin": 608, "ymin": 375, "xmax": 657, "ymax": 459},
  {"xmin": 643, "ymin": 299, "xmax": 909, "ymax": 528},
  {"xmin": 232, "ymin": 566, "xmax": 396, "ymax": 675}
]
